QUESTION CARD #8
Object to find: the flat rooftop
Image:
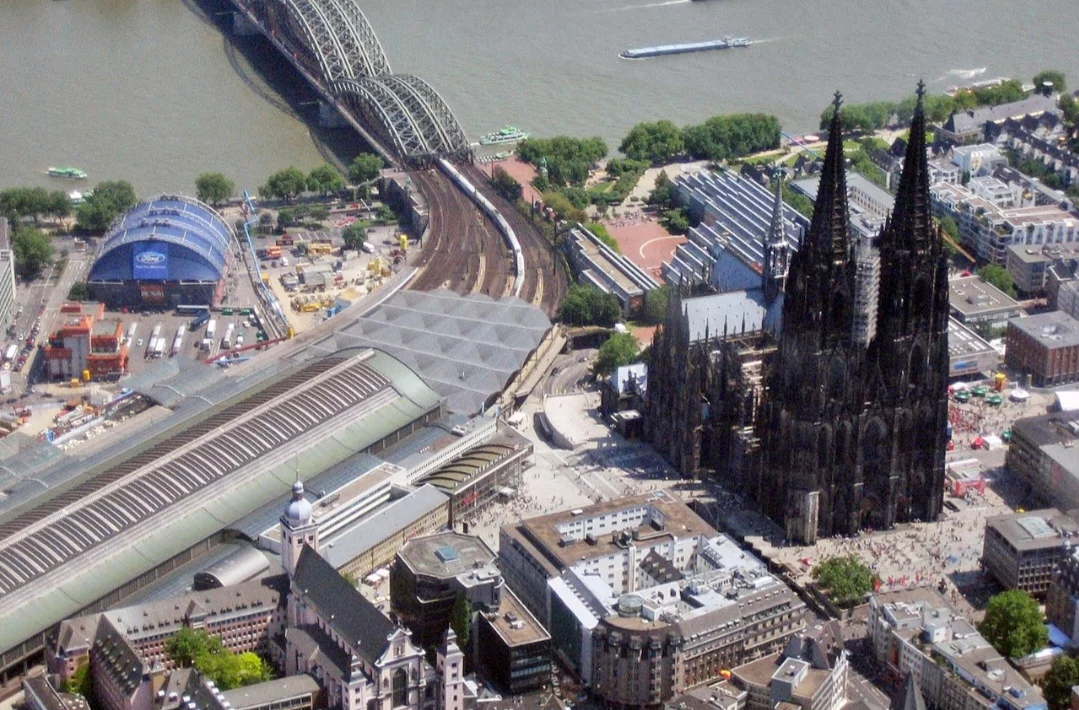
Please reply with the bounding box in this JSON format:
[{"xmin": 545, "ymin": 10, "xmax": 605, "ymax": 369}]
[
  {"xmin": 501, "ymin": 491, "xmax": 715, "ymax": 573},
  {"xmin": 484, "ymin": 587, "xmax": 550, "ymax": 648},
  {"xmin": 948, "ymin": 317, "xmax": 996, "ymax": 359},
  {"xmin": 398, "ymin": 531, "xmax": 496, "ymax": 579},
  {"xmin": 1009, "ymin": 311, "xmax": 1079, "ymax": 349},
  {"xmin": 948, "ymin": 276, "xmax": 1021, "ymax": 318},
  {"xmin": 986, "ymin": 508, "xmax": 1079, "ymax": 551},
  {"xmin": 1008, "ymin": 243, "xmax": 1079, "ymax": 265}
]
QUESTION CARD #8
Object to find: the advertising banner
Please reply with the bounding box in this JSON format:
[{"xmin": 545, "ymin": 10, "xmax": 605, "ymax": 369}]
[{"xmin": 133, "ymin": 242, "xmax": 169, "ymax": 280}]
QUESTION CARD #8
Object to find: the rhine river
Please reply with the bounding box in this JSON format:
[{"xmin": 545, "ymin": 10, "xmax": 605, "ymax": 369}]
[{"xmin": 1, "ymin": 0, "xmax": 1077, "ymax": 194}]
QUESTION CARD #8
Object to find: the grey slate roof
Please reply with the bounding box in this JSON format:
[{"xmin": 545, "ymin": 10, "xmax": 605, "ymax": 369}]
[
  {"xmin": 944, "ymin": 94, "xmax": 1060, "ymax": 137},
  {"xmin": 330, "ymin": 289, "xmax": 552, "ymax": 413},
  {"xmin": 221, "ymin": 675, "xmax": 321, "ymax": 710},
  {"xmin": 321, "ymin": 485, "xmax": 450, "ymax": 569},
  {"xmin": 293, "ymin": 545, "xmax": 396, "ymax": 662}
]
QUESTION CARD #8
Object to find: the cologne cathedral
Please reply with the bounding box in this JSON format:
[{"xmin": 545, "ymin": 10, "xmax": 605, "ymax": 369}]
[{"xmin": 645, "ymin": 85, "xmax": 950, "ymax": 543}]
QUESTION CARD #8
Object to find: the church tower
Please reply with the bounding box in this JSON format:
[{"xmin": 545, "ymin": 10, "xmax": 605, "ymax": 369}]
[
  {"xmin": 869, "ymin": 81, "xmax": 951, "ymax": 525},
  {"xmin": 437, "ymin": 629, "xmax": 465, "ymax": 710},
  {"xmin": 757, "ymin": 92, "xmax": 864, "ymax": 544},
  {"xmin": 762, "ymin": 174, "xmax": 790, "ymax": 304},
  {"xmin": 281, "ymin": 481, "xmax": 318, "ymax": 578}
]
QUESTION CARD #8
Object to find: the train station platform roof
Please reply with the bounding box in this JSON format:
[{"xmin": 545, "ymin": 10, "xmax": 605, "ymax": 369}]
[{"xmin": 312, "ymin": 289, "xmax": 552, "ymax": 414}]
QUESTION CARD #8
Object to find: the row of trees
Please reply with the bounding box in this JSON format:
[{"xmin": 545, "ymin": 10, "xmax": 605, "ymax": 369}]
[
  {"xmin": 259, "ymin": 153, "xmax": 384, "ymax": 202},
  {"xmin": 165, "ymin": 628, "xmax": 273, "ymax": 690},
  {"xmin": 620, "ymin": 114, "xmax": 782, "ymax": 164},
  {"xmin": 516, "ymin": 136, "xmax": 608, "ymax": 188},
  {"xmin": 0, "ymin": 187, "xmax": 71, "ymax": 224}
]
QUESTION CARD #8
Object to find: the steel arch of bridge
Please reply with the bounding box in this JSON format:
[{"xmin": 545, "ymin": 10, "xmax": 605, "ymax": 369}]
[
  {"xmin": 333, "ymin": 75, "xmax": 469, "ymax": 158},
  {"xmin": 265, "ymin": 0, "xmax": 468, "ymax": 160},
  {"xmin": 276, "ymin": 0, "xmax": 389, "ymax": 82}
]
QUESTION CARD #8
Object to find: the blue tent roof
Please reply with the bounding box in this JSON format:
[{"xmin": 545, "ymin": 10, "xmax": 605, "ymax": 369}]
[{"xmin": 89, "ymin": 196, "xmax": 232, "ymax": 283}]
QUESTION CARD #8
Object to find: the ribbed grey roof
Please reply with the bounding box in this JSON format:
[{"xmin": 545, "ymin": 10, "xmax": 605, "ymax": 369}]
[
  {"xmin": 331, "ymin": 290, "xmax": 551, "ymax": 414},
  {"xmin": 322, "ymin": 485, "xmax": 449, "ymax": 568}
]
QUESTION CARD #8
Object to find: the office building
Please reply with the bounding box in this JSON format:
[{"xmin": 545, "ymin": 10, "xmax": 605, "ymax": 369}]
[
  {"xmin": 499, "ymin": 493, "xmax": 805, "ymax": 707},
  {"xmin": 731, "ymin": 629, "xmax": 848, "ymax": 710},
  {"xmin": 1006, "ymin": 311, "xmax": 1079, "ymax": 387},
  {"xmin": 475, "ymin": 589, "xmax": 551, "ymax": 694},
  {"xmin": 982, "ymin": 509, "xmax": 1078, "ymax": 597},
  {"xmin": 391, "ymin": 532, "xmax": 503, "ymax": 649},
  {"xmin": 948, "ymin": 276, "xmax": 1022, "ymax": 327},
  {"xmin": 1007, "ymin": 245, "xmax": 1079, "ymax": 296},
  {"xmin": 869, "ymin": 589, "xmax": 1046, "ymax": 710},
  {"xmin": 0, "ymin": 218, "xmax": 15, "ymax": 336},
  {"xmin": 1005, "ymin": 410, "xmax": 1079, "ymax": 511},
  {"xmin": 1046, "ymin": 547, "xmax": 1079, "ymax": 645}
]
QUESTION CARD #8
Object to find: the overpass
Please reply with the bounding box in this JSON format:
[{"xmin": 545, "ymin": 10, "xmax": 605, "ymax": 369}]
[{"xmin": 230, "ymin": 0, "xmax": 470, "ymax": 165}]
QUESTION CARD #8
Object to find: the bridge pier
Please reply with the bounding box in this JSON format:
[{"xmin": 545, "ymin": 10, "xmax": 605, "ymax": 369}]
[
  {"xmin": 232, "ymin": 11, "xmax": 261, "ymax": 36},
  {"xmin": 318, "ymin": 101, "xmax": 349, "ymax": 129}
]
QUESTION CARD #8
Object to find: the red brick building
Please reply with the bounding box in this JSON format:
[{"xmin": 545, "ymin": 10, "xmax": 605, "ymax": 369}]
[{"xmin": 1005, "ymin": 311, "xmax": 1079, "ymax": 387}]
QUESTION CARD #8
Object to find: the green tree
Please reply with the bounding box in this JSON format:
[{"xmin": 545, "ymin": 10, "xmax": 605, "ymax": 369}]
[
  {"xmin": 307, "ymin": 164, "xmax": 346, "ymax": 196},
  {"xmin": 195, "ymin": 173, "xmax": 235, "ymax": 206},
  {"xmin": 979, "ymin": 590, "xmax": 1046, "ymax": 658},
  {"xmin": 262, "ymin": 167, "xmax": 308, "ymax": 202},
  {"xmin": 1060, "ymin": 93, "xmax": 1079, "ymax": 125},
  {"xmin": 62, "ymin": 659, "xmax": 92, "ymax": 698},
  {"xmin": 1033, "ymin": 70, "xmax": 1067, "ymax": 94},
  {"xmin": 683, "ymin": 114, "xmax": 781, "ymax": 161},
  {"xmin": 585, "ymin": 222, "xmax": 619, "ymax": 252},
  {"xmin": 663, "ymin": 208, "xmax": 690, "ymax": 235},
  {"xmin": 342, "ymin": 221, "xmax": 369, "ymax": 250},
  {"xmin": 938, "ymin": 216, "xmax": 959, "ymax": 240},
  {"xmin": 490, "ymin": 167, "xmax": 523, "ymax": 202},
  {"xmin": 516, "ymin": 136, "xmax": 608, "ymax": 187},
  {"xmin": 540, "ymin": 190, "xmax": 587, "ymax": 223},
  {"xmin": 648, "ymin": 171, "xmax": 678, "ymax": 210},
  {"xmin": 976, "ymin": 264, "xmax": 1018, "ymax": 298},
  {"xmin": 12, "ymin": 227, "xmax": 54, "ymax": 277},
  {"xmin": 559, "ymin": 284, "xmax": 622, "ymax": 327},
  {"xmin": 450, "ymin": 591, "xmax": 471, "ymax": 649},
  {"xmin": 47, "ymin": 191, "xmax": 72, "ymax": 220},
  {"xmin": 644, "ymin": 285, "xmax": 671, "ymax": 325},
  {"xmin": 595, "ymin": 332, "xmax": 641, "ymax": 375},
  {"xmin": 619, "ymin": 120, "xmax": 685, "ymax": 163},
  {"xmin": 166, "ymin": 628, "xmax": 223, "ymax": 668},
  {"xmin": 77, "ymin": 181, "xmax": 137, "ymax": 232},
  {"xmin": 1043, "ymin": 655, "xmax": 1079, "ymax": 710},
  {"xmin": 68, "ymin": 280, "xmax": 91, "ymax": 301},
  {"xmin": 348, "ymin": 153, "xmax": 385, "ymax": 185},
  {"xmin": 811, "ymin": 554, "xmax": 876, "ymax": 606}
]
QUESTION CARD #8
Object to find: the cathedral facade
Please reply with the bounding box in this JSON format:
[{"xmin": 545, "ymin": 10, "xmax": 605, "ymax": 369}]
[{"xmin": 646, "ymin": 86, "xmax": 950, "ymax": 544}]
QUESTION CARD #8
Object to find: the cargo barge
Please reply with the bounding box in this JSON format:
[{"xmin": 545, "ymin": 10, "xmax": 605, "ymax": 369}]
[{"xmin": 620, "ymin": 36, "xmax": 750, "ymax": 60}]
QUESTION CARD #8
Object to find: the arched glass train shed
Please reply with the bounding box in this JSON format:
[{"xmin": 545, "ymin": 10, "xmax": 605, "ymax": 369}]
[{"xmin": 88, "ymin": 195, "xmax": 232, "ymax": 308}]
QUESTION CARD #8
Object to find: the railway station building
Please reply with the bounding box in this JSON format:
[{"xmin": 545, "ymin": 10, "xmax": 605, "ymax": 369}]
[{"xmin": 87, "ymin": 196, "xmax": 233, "ymax": 309}]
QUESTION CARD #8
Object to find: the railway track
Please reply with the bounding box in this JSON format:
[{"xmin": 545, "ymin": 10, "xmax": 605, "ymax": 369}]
[
  {"xmin": 409, "ymin": 169, "xmax": 509, "ymax": 297},
  {"xmin": 458, "ymin": 163, "xmax": 568, "ymax": 316}
]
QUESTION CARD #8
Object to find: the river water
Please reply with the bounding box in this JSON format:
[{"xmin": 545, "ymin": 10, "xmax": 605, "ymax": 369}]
[{"xmin": 1, "ymin": 0, "xmax": 1077, "ymax": 194}]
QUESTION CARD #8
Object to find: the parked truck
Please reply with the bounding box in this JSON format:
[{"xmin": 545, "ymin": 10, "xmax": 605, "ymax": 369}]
[{"xmin": 206, "ymin": 319, "xmax": 217, "ymax": 340}]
